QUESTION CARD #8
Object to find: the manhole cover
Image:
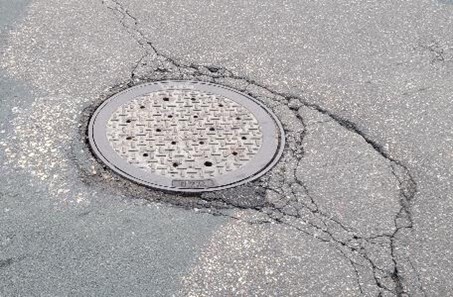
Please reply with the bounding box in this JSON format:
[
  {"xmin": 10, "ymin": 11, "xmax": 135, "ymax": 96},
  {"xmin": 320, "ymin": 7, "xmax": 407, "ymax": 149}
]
[{"xmin": 88, "ymin": 80, "xmax": 284, "ymax": 192}]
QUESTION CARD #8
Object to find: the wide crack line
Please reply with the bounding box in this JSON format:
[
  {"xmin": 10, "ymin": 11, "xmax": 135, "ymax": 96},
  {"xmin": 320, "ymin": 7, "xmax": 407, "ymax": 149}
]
[{"xmin": 101, "ymin": 1, "xmax": 422, "ymax": 295}]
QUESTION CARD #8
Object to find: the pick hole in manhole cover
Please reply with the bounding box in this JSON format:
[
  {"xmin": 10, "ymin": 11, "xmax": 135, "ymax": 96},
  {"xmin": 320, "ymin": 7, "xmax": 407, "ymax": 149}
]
[{"xmin": 88, "ymin": 80, "xmax": 285, "ymax": 192}]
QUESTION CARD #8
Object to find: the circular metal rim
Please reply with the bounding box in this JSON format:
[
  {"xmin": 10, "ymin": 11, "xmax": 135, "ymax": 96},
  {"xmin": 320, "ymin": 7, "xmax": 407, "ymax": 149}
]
[{"xmin": 88, "ymin": 80, "xmax": 285, "ymax": 193}]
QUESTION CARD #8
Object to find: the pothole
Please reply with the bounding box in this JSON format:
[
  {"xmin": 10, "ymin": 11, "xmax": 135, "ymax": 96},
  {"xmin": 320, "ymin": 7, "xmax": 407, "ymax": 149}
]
[{"xmin": 88, "ymin": 80, "xmax": 285, "ymax": 192}]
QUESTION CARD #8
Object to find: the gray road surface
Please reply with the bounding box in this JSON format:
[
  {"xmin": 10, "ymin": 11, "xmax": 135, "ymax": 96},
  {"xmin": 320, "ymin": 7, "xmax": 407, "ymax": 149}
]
[{"xmin": 1, "ymin": 0, "xmax": 452, "ymax": 296}]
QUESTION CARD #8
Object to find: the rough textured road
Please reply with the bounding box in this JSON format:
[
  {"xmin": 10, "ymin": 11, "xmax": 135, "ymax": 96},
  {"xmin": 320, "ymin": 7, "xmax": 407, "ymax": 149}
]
[{"xmin": 1, "ymin": 0, "xmax": 452, "ymax": 296}]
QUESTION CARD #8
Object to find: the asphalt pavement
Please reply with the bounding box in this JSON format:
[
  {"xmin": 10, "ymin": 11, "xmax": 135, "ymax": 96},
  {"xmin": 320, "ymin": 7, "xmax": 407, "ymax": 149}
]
[{"xmin": 1, "ymin": 0, "xmax": 452, "ymax": 296}]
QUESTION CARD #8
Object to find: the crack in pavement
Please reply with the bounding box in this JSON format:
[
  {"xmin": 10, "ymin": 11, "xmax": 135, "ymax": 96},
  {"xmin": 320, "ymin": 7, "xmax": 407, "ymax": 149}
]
[
  {"xmin": 419, "ymin": 39, "xmax": 453, "ymax": 65},
  {"xmin": 100, "ymin": 0, "xmax": 421, "ymax": 295},
  {"xmin": 0, "ymin": 255, "xmax": 26, "ymax": 270}
]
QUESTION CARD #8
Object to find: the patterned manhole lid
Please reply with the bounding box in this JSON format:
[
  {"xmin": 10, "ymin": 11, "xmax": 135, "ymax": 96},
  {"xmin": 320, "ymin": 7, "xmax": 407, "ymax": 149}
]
[{"xmin": 88, "ymin": 81, "xmax": 285, "ymax": 192}]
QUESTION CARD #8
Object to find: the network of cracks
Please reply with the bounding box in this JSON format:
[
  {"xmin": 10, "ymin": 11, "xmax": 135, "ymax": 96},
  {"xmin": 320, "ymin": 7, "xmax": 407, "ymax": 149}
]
[{"xmin": 72, "ymin": 1, "xmax": 425, "ymax": 296}]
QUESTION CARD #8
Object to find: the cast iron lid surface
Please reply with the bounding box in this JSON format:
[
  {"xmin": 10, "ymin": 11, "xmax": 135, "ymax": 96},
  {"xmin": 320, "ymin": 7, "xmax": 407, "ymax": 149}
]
[{"xmin": 88, "ymin": 80, "xmax": 285, "ymax": 192}]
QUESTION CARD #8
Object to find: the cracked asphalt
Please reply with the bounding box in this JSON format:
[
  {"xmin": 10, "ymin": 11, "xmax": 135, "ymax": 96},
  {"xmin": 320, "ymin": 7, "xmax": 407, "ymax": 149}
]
[{"xmin": 1, "ymin": 0, "xmax": 452, "ymax": 296}]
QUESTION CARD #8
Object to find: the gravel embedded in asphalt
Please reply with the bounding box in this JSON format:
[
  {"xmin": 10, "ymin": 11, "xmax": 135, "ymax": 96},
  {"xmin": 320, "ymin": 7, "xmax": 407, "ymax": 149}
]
[{"xmin": 1, "ymin": 0, "xmax": 453, "ymax": 296}]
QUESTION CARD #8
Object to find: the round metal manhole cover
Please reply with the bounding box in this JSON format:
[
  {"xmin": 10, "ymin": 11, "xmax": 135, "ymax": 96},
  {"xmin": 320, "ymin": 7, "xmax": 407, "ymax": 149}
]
[{"xmin": 88, "ymin": 80, "xmax": 285, "ymax": 192}]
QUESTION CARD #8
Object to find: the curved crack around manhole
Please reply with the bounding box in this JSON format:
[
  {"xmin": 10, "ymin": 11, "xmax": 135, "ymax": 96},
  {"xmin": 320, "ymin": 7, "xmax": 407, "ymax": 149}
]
[{"xmin": 100, "ymin": 0, "xmax": 419, "ymax": 295}]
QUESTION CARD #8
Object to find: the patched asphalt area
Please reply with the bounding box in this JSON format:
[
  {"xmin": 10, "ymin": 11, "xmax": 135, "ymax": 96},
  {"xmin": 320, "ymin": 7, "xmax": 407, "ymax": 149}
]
[{"xmin": 1, "ymin": 0, "xmax": 453, "ymax": 296}]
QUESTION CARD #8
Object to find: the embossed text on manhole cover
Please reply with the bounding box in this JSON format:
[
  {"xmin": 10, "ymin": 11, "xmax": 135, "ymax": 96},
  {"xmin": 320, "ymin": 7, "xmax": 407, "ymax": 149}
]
[{"xmin": 88, "ymin": 81, "xmax": 284, "ymax": 192}]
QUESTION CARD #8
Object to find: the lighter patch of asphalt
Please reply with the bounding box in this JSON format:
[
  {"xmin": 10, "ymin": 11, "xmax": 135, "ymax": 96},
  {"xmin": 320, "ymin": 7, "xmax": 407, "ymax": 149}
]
[
  {"xmin": 181, "ymin": 216, "xmax": 360, "ymax": 297},
  {"xmin": 1, "ymin": 0, "xmax": 451, "ymax": 296}
]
